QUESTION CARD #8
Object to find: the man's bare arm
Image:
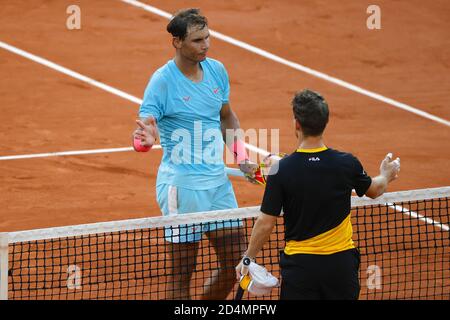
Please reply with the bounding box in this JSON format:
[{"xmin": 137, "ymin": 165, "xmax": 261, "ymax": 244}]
[
  {"xmin": 220, "ymin": 103, "xmax": 260, "ymax": 181},
  {"xmin": 365, "ymin": 153, "xmax": 400, "ymax": 199},
  {"xmin": 235, "ymin": 213, "xmax": 277, "ymax": 279},
  {"xmin": 220, "ymin": 103, "xmax": 240, "ymax": 142}
]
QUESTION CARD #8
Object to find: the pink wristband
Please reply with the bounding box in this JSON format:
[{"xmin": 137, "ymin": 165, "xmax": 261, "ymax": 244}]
[
  {"xmin": 133, "ymin": 137, "xmax": 151, "ymax": 152},
  {"xmin": 231, "ymin": 140, "xmax": 249, "ymax": 164}
]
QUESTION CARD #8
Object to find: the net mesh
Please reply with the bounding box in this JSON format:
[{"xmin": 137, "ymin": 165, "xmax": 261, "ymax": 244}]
[{"xmin": 2, "ymin": 188, "xmax": 449, "ymax": 300}]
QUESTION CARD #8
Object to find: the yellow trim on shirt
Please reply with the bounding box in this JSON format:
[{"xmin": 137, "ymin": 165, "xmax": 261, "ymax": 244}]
[
  {"xmin": 284, "ymin": 214, "xmax": 355, "ymax": 255},
  {"xmin": 296, "ymin": 146, "xmax": 328, "ymax": 153}
]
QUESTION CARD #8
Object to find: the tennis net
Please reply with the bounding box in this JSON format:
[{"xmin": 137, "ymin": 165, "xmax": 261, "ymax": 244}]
[{"xmin": 0, "ymin": 187, "xmax": 449, "ymax": 300}]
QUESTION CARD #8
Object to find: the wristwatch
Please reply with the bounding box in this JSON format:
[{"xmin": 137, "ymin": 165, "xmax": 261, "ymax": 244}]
[{"xmin": 242, "ymin": 256, "xmax": 254, "ymax": 266}]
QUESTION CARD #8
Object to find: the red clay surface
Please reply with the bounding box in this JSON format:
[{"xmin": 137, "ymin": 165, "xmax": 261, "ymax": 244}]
[
  {"xmin": 1, "ymin": 0, "xmax": 449, "ymax": 301},
  {"xmin": 1, "ymin": 0, "xmax": 449, "ymax": 233}
]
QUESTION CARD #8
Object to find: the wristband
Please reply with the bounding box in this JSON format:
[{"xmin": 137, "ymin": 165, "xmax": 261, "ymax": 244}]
[
  {"xmin": 133, "ymin": 136, "xmax": 151, "ymax": 152},
  {"xmin": 230, "ymin": 140, "xmax": 249, "ymax": 164}
]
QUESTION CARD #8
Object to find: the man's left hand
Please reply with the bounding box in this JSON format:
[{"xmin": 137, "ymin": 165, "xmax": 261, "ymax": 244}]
[{"xmin": 235, "ymin": 258, "xmax": 250, "ymax": 281}]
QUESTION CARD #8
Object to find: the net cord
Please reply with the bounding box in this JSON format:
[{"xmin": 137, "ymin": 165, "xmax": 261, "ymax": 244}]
[{"xmin": 6, "ymin": 186, "xmax": 450, "ymax": 244}]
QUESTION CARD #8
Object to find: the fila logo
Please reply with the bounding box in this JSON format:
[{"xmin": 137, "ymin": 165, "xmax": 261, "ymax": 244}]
[
  {"xmin": 309, "ymin": 157, "xmax": 320, "ymax": 161},
  {"xmin": 213, "ymin": 88, "xmax": 219, "ymax": 94},
  {"xmin": 182, "ymin": 96, "xmax": 191, "ymax": 102}
]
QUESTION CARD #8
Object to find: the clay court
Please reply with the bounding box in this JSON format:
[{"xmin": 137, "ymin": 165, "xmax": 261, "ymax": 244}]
[{"xmin": 0, "ymin": 0, "xmax": 449, "ymax": 300}]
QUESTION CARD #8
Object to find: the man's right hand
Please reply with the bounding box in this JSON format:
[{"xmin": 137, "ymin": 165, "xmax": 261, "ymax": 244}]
[
  {"xmin": 239, "ymin": 160, "xmax": 260, "ymax": 184},
  {"xmin": 133, "ymin": 117, "xmax": 157, "ymax": 149},
  {"xmin": 380, "ymin": 153, "xmax": 401, "ymax": 182}
]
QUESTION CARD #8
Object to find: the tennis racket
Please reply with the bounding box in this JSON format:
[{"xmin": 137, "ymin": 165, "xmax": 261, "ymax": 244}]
[
  {"xmin": 234, "ymin": 257, "xmax": 252, "ymax": 300},
  {"xmin": 234, "ymin": 284, "xmax": 245, "ymax": 300}
]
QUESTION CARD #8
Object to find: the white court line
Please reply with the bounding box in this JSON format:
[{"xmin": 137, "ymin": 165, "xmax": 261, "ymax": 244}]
[
  {"xmin": 388, "ymin": 204, "xmax": 449, "ymax": 232},
  {"xmin": 119, "ymin": 0, "xmax": 450, "ymax": 128},
  {"xmin": 0, "ymin": 41, "xmax": 142, "ymax": 105},
  {"xmin": 0, "ymin": 146, "xmax": 160, "ymax": 161},
  {"xmin": 0, "ymin": 144, "xmax": 270, "ymax": 163},
  {"xmin": 0, "ymin": 145, "xmax": 245, "ymax": 178},
  {"xmin": 0, "ymin": 143, "xmax": 271, "ymax": 164}
]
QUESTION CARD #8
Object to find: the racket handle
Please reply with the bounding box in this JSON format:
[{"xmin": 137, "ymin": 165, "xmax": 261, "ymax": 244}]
[{"xmin": 234, "ymin": 286, "xmax": 244, "ymax": 300}]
